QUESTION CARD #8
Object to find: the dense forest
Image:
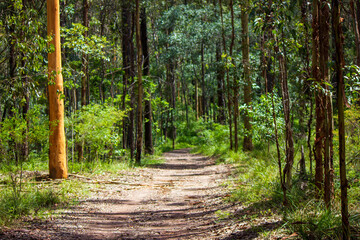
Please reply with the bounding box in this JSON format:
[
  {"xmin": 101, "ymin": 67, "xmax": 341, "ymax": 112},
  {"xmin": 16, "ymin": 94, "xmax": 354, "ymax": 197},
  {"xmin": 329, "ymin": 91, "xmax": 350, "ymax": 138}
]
[{"xmin": 1, "ymin": 0, "xmax": 360, "ymax": 239}]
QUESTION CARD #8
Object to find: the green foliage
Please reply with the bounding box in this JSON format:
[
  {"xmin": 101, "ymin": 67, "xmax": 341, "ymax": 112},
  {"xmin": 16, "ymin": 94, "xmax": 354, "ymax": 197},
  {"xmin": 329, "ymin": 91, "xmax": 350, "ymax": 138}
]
[
  {"xmin": 62, "ymin": 23, "xmax": 110, "ymax": 61},
  {"xmin": 285, "ymin": 201, "xmax": 342, "ymax": 239},
  {"xmin": 0, "ymin": 105, "xmax": 49, "ymax": 167},
  {"xmin": 66, "ymin": 103, "xmax": 125, "ymax": 161},
  {"xmin": 243, "ymin": 93, "xmax": 284, "ymax": 144},
  {"xmin": 0, "ymin": 180, "xmax": 85, "ymax": 226},
  {"xmin": 176, "ymin": 119, "xmax": 229, "ymax": 150}
]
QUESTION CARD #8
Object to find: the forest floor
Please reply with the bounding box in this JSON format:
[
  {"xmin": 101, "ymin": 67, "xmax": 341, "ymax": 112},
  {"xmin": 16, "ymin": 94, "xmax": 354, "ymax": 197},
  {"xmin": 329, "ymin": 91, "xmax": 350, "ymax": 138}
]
[{"xmin": 0, "ymin": 149, "xmax": 286, "ymax": 240}]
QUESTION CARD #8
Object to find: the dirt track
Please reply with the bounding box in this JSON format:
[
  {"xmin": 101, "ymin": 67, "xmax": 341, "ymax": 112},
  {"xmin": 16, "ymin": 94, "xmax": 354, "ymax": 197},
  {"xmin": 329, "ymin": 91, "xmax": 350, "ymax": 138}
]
[
  {"xmin": 0, "ymin": 149, "xmax": 286, "ymax": 240},
  {"xmin": 1, "ymin": 149, "xmax": 239, "ymax": 239}
]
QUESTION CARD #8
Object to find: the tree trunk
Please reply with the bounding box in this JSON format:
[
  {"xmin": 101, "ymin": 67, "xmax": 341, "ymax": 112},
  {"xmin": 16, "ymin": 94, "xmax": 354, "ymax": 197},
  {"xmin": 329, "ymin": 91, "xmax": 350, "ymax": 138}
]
[
  {"xmin": 275, "ymin": 41, "xmax": 294, "ymax": 188},
  {"xmin": 230, "ymin": 0, "xmax": 238, "ymax": 152},
  {"xmin": 219, "ymin": 0, "xmax": 233, "ymax": 150},
  {"xmin": 135, "ymin": 0, "xmax": 143, "ymax": 165},
  {"xmin": 141, "ymin": 8, "xmax": 153, "ymax": 155},
  {"xmin": 351, "ymin": 0, "xmax": 360, "ymax": 65},
  {"xmin": 272, "ymin": 92, "xmax": 287, "ymax": 206},
  {"xmin": 319, "ymin": 0, "xmax": 332, "ymax": 206},
  {"xmin": 47, "ymin": 0, "xmax": 67, "ymax": 179},
  {"xmin": 82, "ymin": 0, "xmax": 89, "ymax": 106},
  {"xmin": 332, "ymin": 0, "xmax": 350, "ymax": 238},
  {"xmin": 216, "ymin": 42, "xmax": 225, "ymax": 124},
  {"xmin": 312, "ymin": 0, "xmax": 324, "ymax": 195},
  {"xmin": 195, "ymin": 76, "xmax": 199, "ymax": 120},
  {"xmin": 201, "ymin": 42, "xmax": 206, "ymax": 120},
  {"xmin": 121, "ymin": 1, "xmax": 135, "ymax": 152},
  {"xmin": 241, "ymin": 0, "xmax": 253, "ymax": 151}
]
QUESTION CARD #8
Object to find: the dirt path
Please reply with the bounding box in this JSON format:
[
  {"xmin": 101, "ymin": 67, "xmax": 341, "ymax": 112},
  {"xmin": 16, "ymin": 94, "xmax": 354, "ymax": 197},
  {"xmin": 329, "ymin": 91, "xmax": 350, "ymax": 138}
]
[{"xmin": 2, "ymin": 149, "xmax": 244, "ymax": 240}]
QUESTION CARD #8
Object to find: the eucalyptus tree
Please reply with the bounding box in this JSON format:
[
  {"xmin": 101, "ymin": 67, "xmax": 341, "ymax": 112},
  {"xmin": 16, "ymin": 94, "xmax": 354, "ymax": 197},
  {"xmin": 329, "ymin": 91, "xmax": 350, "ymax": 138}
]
[
  {"xmin": 135, "ymin": 0, "xmax": 144, "ymax": 164},
  {"xmin": 47, "ymin": 0, "xmax": 67, "ymax": 179},
  {"xmin": 241, "ymin": 0, "xmax": 253, "ymax": 151}
]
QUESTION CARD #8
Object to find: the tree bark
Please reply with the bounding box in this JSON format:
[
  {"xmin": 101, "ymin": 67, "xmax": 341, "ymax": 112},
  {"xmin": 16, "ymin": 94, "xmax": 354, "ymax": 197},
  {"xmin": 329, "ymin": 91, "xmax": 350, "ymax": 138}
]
[
  {"xmin": 275, "ymin": 41, "xmax": 294, "ymax": 188},
  {"xmin": 121, "ymin": 1, "xmax": 135, "ymax": 154},
  {"xmin": 135, "ymin": 0, "xmax": 143, "ymax": 165},
  {"xmin": 216, "ymin": 42, "xmax": 225, "ymax": 124},
  {"xmin": 312, "ymin": 0, "xmax": 324, "ymax": 195},
  {"xmin": 81, "ymin": 0, "xmax": 89, "ymax": 107},
  {"xmin": 230, "ymin": 0, "xmax": 238, "ymax": 152},
  {"xmin": 272, "ymin": 92, "xmax": 287, "ymax": 206},
  {"xmin": 201, "ymin": 42, "xmax": 206, "ymax": 120},
  {"xmin": 241, "ymin": 0, "xmax": 253, "ymax": 151},
  {"xmin": 47, "ymin": 0, "xmax": 67, "ymax": 179},
  {"xmin": 332, "ymin": 0, "xmax": 350, "ymax": 238},
  {"xmin": 141, "ymin": 8, "xmax": 153, "ymax": 155},
  {"xmin": 319, "ymin": 0, "xmax": 332, "ymax": 207},
  {"xmin": 219, "ymin": 0, "xmax": 233, "ymax": 150},
  {"xmin": 351, "ymin": 0, "xmax": 360, "ymax": 65}
]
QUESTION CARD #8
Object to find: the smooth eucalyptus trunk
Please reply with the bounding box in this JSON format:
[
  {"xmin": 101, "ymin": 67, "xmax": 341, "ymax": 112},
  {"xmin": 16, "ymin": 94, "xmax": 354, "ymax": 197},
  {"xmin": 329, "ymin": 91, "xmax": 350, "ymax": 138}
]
[{"xmin": 47, "ymin": 0, "xmax": 67, "ymax": 179}]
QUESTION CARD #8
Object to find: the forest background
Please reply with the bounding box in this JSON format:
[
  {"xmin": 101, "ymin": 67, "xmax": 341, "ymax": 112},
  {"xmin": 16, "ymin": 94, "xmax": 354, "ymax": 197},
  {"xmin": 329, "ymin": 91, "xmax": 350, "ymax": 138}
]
[{"xmin": 1, "ymin": 0, "xmax": 360, "ymax": 238}]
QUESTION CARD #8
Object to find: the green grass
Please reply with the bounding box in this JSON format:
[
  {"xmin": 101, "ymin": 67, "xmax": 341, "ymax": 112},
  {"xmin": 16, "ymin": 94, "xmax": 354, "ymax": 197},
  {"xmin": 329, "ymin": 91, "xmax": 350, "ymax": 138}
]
[
  {"xmin": 171, "ymin": 120, "xmax": 360, "ymax": 239},
  {"xmin": 0, "ymin": 180, "xmax": 86, "ymax": 226}
]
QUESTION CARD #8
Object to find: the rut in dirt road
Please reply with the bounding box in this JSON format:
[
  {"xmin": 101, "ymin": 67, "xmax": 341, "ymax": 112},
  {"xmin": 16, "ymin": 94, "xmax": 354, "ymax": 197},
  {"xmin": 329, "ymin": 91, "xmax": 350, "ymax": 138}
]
[{"xmin": 6, "ymin": 148, "xmax": 234, "ymax": 240}]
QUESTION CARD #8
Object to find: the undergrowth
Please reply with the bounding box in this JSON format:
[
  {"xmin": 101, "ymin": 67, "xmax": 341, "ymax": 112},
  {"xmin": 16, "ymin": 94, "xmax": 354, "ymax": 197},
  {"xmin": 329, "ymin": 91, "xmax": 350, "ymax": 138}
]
[
  {"xmin": 0, "ymin": 180, "xmax": 86, "ymax": 226},
  {"xmin": 174, "ymin": 119, "xmax": 360, "ymax": 239}
]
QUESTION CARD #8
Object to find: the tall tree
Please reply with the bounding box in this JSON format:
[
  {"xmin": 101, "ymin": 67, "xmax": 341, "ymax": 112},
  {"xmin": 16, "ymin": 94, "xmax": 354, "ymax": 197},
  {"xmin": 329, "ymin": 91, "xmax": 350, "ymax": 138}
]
[
  {"xmin": 219, "ymin": 0, "xmax": 233, "ymax": 150},
  {"xmin": 230, "ymin": 0, "xmax": 239, "ymax": 152},
  {"xmin": 312, "ymin": 0, "xmax": 324, "ymax": 195},
  {"xmin": 332, "ymin": 0, "xmax": 350, "ymax": 238},
  {"xmin": 121, "ymin": 0, "xmax": 135, "ymax": 160},
  {"xmin": 351, "ymin": 0, "xmax": 360, "ymax": 65},
  {"xmin": 141, "ymin": 8, "xmax": 153, "ymax": 155},
  {"xmin": 77, "ymin": 0, "xmax": 90, "ymax": 163},
  {"xmin": 47, "ymin": 0, "xmax": 67, "ymax": 179},
  {"xmin": 241, "ymin": 0, "xmax": 253, "ymax": 151},
  {"xmin": 135, "ymin": 0, "xmax": 143, "ymax": 164}
]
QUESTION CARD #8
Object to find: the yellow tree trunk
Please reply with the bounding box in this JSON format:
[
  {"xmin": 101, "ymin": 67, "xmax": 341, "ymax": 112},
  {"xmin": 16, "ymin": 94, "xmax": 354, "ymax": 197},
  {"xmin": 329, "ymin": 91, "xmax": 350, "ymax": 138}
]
[{"xmin": 47, "ymin": 0, "xmax": 67, "ymax": 179}]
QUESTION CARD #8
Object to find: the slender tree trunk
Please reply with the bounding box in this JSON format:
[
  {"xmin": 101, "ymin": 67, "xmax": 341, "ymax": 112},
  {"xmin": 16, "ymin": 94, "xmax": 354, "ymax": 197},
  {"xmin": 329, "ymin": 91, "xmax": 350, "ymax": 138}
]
[
  {"xmin": 121, "ymin": 1, "xmax": 135, "ymax": 153},
  {"xmin": 216, "ymin": 42, "xmax": 225, "ymax": 124},
  {"xmin": 241, "ymin": 0, "xmax": 253, "ymax": 151},
  {"xmin": 351, "ymin": 0, "xmax": 360, "ymax": 65},
  {"xmin": 312, "ymin": 0, "xmax": 324, "ymax": 195},
  {"xmin": 333, "ymin": 0, "xmax": 350, "ymax": 238},
  {"xmin": 195, "ymin": 76, "xmax": 199, "ymax": 120},
  {"xmin": 201, "ymin": 42, "xmax": 206, "ymax": 120},
  {"xmin": 47, "ymin": 0, "xmax": 67, "ymax": 179},
  {"xmin": 272, "ymin": 92, "xmax": 287, "ymax": 206},
  {"xmin": 135, "ymin": 0, "xmax": 143, "ymax": 165},
  {"xmin": 300, "ymin": 0, "xmax": 314, "ymax": 177},
  {"xmin": 77, "ymin": 0, "xmax": 89, "ymax": 162},
  {"xmin": 319, "ymin": 0, "xmax": 332, "ymax": 206},
  {"xmin": 230, "ymin": 0, "xmax": 238, "ymax": 152},
  {"xmin": 275, "ymin": 40, "xmax": 294, "ymax": 188},
  {"xmin": 219, "ymin": 0, "xmax": 233, "ymax": 150},
  {"xmin": 141, "ymin": 8, "xmax": 153, "ymax": 155},
  {"xmin": 82, "ymin": 0, "xmax": 89, "ymax": 106},
  {"xmin": 170, "ymin": 62, "xmax": 176, "ymax": 150},
  {"xmin": 308, "ymin": 99, "xmax": 313, "ymax": 176}
]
